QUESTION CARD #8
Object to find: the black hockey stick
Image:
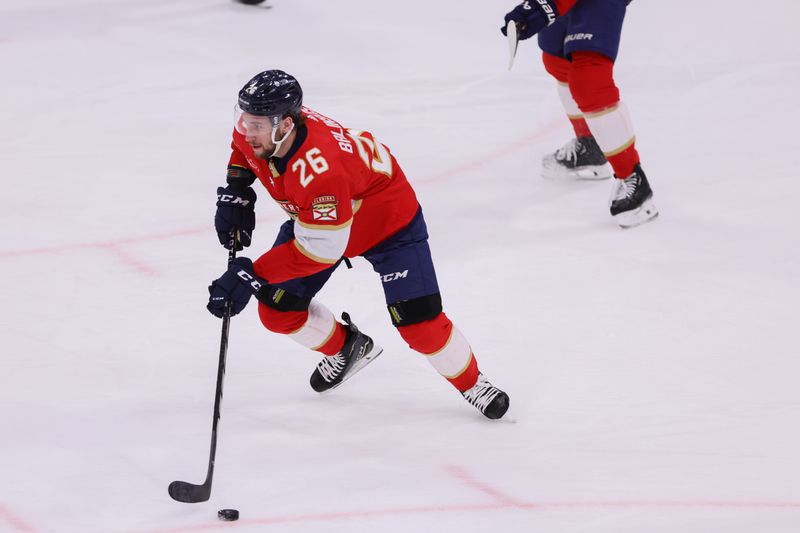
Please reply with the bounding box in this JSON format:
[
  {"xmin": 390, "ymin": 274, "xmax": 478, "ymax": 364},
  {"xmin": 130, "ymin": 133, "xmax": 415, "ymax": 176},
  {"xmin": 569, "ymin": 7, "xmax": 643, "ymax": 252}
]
[{"xmin": 168, "ymin": 233, "xmax": 239, "ymax": 503}]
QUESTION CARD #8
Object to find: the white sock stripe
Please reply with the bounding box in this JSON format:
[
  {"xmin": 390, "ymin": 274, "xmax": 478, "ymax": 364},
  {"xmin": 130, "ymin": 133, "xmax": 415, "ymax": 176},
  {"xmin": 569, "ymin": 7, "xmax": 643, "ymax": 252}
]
[
  {"xmin": 288, "ymin": 300, "xmax": 336, "ymax": 350},
  {"xmin": 584, "ymin": 100, "xmax": 636, "ymax": 155},
  {"xmin": 423, "ymin": 326, "xmax": 473, "ymax": 378},
  {"xmin": 557, "ymin": 82, "xmax": 583, "ymax": 118}
]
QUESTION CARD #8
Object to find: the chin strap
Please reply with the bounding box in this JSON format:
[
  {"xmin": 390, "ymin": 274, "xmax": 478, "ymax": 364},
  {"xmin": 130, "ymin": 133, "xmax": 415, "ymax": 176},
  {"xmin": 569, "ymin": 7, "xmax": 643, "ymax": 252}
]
[{"xmin": 269, "ymin": 120, "xmax": 295, "ymax": 158}]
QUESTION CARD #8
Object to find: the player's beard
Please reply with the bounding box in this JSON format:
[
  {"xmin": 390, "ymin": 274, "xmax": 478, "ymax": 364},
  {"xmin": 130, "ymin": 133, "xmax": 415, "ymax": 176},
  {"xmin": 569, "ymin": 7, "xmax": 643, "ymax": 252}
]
[
  {"xmin": 251, "ymin": 126, "xmax": 283, "ymax": 159},
  {"xmin": 249, "ymin": 139, "xmax": 277, "ymax": 160}
]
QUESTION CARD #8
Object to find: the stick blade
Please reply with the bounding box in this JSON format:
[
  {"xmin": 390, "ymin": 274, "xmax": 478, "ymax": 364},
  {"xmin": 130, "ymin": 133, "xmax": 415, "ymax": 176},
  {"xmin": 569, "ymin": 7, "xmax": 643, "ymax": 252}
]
[
  {"xmin": 168, "ymin": 480, "xmax": 211, "ymax": 503},
  {"xmin": 507, "ymin": 20, "xmax": 519, "ymax": 70}
]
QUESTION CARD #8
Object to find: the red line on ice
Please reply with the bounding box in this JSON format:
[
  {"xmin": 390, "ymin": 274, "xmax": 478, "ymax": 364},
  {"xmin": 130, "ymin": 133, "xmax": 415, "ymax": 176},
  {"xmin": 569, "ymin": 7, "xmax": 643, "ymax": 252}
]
[
  {"xmin": 444, "ymin": 464, "xmax": 522, "ymax": 506},
  {"xmin": 0, "ymin": 120, "xmax": 563, "ymax": 270},
  {"xmin": 130, "ymin": 499, "xmax": 800, "ymax": 533},
  {"xmin": 0, "ymin": 503, "xmax": 39, "ymax": 533}
]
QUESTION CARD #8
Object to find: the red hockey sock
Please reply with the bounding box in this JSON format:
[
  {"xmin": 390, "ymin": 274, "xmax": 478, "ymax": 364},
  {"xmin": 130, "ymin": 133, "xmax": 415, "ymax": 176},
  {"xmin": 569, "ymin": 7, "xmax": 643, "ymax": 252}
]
[
  {"xmin": 317, "ymin": 323, "xmax": 346, "ymax": 355},
  {"xmin": 258, "ymin": 304, "xmax": 346, "ymax": 355},
  {"xmin": 570, "ymin": 117, "xmax": 592, "ymax": 137},
  {"xmin": 606, "ymin": 144, "xmax": 639, "ymax": 179},
  {"xmin": 542, "ymin": 51, "xmax": 570, "ymax": 83},
  {"xmin": 569, "ymin": 51, "xmax": 640, "ymax": 177},
  {"xmin": 397, "ymin": 313, "xmax": 480, "ymax": 392},
  {"xmin": 543, "ymin": 52, "xmax": 595, "ymax": 139}
]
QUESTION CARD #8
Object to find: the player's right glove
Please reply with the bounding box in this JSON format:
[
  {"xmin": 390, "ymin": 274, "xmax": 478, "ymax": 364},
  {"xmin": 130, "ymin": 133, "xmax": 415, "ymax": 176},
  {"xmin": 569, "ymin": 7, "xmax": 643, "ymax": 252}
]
[
  {"xmin": 501, "ymin": 0, "xmax": 560, "ymax": 41},
  {"xmin": 215, "ymin": 185, "xmax": 256, "ymax": 251},
  {"xmin": 206, "ymin": 257, "xmax": 265, "ymax": 318}
]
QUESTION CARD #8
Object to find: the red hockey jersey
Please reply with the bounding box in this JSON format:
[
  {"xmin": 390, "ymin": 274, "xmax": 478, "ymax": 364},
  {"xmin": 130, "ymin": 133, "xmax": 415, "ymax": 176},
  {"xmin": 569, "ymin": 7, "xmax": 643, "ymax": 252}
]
[{"xmin": 228, "ymin": 107, "xmax": 419, "ymax": 284}]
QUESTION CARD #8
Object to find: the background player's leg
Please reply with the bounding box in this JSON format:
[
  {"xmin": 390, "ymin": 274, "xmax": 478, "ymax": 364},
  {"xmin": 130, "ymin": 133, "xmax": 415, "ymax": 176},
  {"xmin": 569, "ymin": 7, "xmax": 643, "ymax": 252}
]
[
  {"xmin": 560, "ymin": 0, "xmax": 658, "ymax": 227},
  {"xmin": 569, "ymin": 51, "xmax": 658, "ymax": 227},
  {"xmin": 538, "ymin": 22, "xmax": 612, "ymax": 179}
]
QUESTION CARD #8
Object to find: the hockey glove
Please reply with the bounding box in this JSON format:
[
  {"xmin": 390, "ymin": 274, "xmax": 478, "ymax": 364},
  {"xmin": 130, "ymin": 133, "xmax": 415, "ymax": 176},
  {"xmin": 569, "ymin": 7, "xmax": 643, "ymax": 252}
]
[
  {"xmin": 207, "ymin": 257, "xmax": 265, "ymax": 318},
  {"xmin": 501, "ymin": 0, "xmax": 559, "ymax": 41},
  {"xmin": 215, "ymin": 185, "xmax": 257, "ymax": 251}
]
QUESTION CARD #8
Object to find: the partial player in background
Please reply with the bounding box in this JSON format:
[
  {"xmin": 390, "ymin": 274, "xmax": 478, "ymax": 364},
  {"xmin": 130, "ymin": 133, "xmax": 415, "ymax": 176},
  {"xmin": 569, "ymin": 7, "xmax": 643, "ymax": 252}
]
[
  {"xmin": 502, "ymin": 0, "xmax": 658, "ymax": 228},
  {"xmin": 207, "ymin": 70, "xmax": 510, "ymax": 420}
]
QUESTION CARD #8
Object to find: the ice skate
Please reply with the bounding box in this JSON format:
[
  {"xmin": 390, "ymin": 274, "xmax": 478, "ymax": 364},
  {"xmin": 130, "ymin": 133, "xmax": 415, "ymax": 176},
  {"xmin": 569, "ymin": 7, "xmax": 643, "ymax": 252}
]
[
  {"xmin": 461, "ymin": 373, "xmax": 510, "ymax": 420},
  {"xmin": 310, "ymin": 312, "xmax": 383, "ymax": 393},
  {"xmin": 609, "ymin": 164, "xmax": 659, "ymax": 228},
  {"xmin": 541, "ymin": 136, "xmax": 613, "ymax": 180}
]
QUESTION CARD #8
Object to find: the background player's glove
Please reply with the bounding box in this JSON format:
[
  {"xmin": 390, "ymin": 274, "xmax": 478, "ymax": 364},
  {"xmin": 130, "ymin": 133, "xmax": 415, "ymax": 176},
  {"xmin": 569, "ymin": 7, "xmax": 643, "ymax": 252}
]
[
  {"xmin": 215, "ymin": 185, "xmax": 256, "ymax": 250},
  {"xmin": 207, "ymin": 257, "xmax": 265, "ymax": 318},
  {"xmin": 501, "ymin": 0, "xmax": 559, "ymax": 41}
]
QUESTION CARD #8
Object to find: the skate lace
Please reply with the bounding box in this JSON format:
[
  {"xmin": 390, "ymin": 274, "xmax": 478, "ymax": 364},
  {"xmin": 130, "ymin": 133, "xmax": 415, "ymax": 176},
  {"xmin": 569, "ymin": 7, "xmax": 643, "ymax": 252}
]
[
  {"xmin": 462, "ymin": 376, "xmax": 501, "ymax": 412},
  {"xmin": 613, "ymin": 174, "xmax": 639, "ymax": 201},
  {"xmin": 555, "ymin": 138, "xmax": 580, "ymax": 164},
  {"xmin": 317, "ymin": 354, "xmax": 346, "ymax": 382}
]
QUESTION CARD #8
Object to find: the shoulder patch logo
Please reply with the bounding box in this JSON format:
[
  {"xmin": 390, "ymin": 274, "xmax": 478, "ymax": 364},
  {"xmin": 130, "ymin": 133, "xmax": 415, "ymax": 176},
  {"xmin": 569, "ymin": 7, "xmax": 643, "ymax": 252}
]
[{"xmin": 311, "ymin": 195, "xmax": 338, "ymax": 221}]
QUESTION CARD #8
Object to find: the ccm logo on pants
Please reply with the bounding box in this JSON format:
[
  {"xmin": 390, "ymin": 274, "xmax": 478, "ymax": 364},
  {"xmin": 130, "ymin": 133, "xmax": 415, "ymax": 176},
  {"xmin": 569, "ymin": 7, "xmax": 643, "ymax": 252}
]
[{"xmin": 382, "ymin": 270, "xmax": 408, "ymax": 283}]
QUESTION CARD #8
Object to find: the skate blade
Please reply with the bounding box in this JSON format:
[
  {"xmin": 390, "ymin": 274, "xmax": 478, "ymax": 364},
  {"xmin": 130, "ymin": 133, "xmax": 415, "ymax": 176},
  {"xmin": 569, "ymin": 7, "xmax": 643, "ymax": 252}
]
[
  {"xmin": 614, "ymin": 197, "xmax": 659, "ymax": 229},
  {"xmin": 325, "ymin": 344, "xmax": 384, "ymax": 392},
  {"xmin": 541, "ymin": 161, "xmax": 613, "ymax": 181}
]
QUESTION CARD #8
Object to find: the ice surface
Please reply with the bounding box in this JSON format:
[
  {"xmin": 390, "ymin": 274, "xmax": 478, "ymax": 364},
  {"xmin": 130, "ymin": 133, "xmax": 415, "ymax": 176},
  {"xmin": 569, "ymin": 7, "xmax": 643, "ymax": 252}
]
[{"xmin": 1, "ymin": 1, "xmax": 799, "ymax": 532}]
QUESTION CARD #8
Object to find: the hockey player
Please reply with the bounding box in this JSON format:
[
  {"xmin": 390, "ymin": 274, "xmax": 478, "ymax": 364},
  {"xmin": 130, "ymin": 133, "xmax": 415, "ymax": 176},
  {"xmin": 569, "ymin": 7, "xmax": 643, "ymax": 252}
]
[
  {"xmin": 502, "ymin": 0, "xmax": 658, "ymax": 228},
  {"xmin": 206, "ymin": 70, "xmax": 510, "ymax": 420}
]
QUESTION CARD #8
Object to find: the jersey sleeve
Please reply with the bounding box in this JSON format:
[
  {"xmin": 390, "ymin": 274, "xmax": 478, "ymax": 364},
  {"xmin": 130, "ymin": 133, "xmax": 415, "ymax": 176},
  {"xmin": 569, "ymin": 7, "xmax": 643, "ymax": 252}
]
[
  {"xmin": 253, "ymin": 165, "xmax": 355, "ymax": 284},
  {"xmin": 228, "ymin": 136, "xmax": 250, "ymax": 170}
]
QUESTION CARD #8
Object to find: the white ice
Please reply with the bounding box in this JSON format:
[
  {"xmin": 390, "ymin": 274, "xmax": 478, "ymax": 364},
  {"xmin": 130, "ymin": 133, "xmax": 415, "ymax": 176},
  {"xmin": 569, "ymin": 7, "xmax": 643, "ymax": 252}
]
[{"xmin": 1, "ymin": 1, "xmax": 799, "ymax": 532}]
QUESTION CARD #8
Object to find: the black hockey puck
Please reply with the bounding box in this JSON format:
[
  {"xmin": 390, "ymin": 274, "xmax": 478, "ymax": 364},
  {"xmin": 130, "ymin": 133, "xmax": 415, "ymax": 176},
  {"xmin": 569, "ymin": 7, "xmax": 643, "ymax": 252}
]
[
  {"xmin": 218, "ymin": 509, "xmax": 239, "ymax": 521},
  {"xmin": 236, "ymin": 0, "xmax": 266, "ymax": 4}
]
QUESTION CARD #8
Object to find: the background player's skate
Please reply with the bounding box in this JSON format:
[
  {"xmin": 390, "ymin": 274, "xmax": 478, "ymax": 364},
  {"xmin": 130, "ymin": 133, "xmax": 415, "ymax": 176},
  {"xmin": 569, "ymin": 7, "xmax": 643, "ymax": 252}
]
[
  {"xmin": 542, "ymin": 135, "xmax": 614, "ymax": 180},
  {"xmin": 609, "ymin": 164, "xmax": 658, "ymax": 228}
]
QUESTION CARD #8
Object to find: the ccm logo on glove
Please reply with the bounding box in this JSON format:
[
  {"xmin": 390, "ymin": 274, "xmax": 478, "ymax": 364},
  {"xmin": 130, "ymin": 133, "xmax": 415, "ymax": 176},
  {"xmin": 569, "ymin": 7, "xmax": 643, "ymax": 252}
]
[
  {"xmin": 218, "ymin": 193, "xmax": 253, "ymax": 206},
  {"xmin": 237, "ymin": 269, "xmax": 262, "ymax": 291}
]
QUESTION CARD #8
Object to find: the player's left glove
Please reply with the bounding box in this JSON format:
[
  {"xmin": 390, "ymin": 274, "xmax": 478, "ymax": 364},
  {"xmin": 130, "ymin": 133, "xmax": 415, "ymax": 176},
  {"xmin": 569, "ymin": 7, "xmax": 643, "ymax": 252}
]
[
  {"xmin": 215, "ymin": 185, "xmax": 257, "ymax": 251},
  {"xmin": 501, "ymin": 0, "xmax": 560, "ymax": 41},
  {"xmin": 207, "ymin": 257, "xmax": 266, "ymax": 318}
]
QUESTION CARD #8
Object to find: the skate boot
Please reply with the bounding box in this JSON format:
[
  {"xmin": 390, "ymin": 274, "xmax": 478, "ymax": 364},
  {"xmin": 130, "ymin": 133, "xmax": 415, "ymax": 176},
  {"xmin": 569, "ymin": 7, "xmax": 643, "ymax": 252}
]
[
  {"xmin": 609, "ymin": 164, "xmax": 659, "ymax": 228},
  {"xmin": 542, "ymin": 136, "xmax": 613, "ymax": 180},
  {"xmin": 310, "ymin": 312, "xmax": 383, "ymax": 393},
  {"xmin": 461, "ymin": 373, "xmax": 510, "ymax": 420}
]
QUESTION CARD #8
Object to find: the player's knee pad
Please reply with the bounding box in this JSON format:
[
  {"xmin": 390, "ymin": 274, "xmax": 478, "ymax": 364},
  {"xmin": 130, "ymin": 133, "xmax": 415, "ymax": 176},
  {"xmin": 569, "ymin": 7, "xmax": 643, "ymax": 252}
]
[
  {"xmin": 257, "ymin": 303, "xmax": 308, "ymax": 335},
  {"xmin": 387, "ymin": 293, "xmax": 442, "ymax": 328},
  {"xmin": 255, "ymin": 286, "xmax": 311, "ymax": 334},
  {"xmin": 256, "ymin": 285, "xmax": 311, "ymax": 312},
  {"xmin": 397, "ymin": 312, "xmax": 452, "ymax": 355},
  {"xmin": 542, "ymin": 52, "xmax": 570, "ymax": 83},
  {"xmin": 568, "ymin": 51, "xmax": 620, "ymax": 113}
]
